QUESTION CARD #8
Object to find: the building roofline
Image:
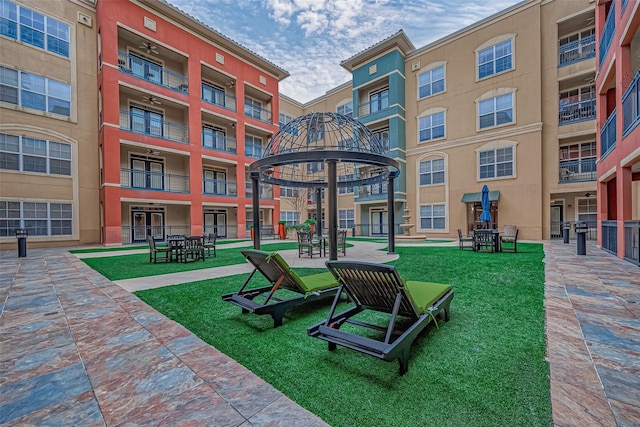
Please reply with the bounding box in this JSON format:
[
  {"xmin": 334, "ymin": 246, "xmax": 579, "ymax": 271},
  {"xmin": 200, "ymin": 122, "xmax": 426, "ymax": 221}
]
[
  {"xmin": 340, "ymin": 29, "xmax": 415, "ymax": 71},
  {"xmin": 139, "ymin": 0, "xmax": 290, "ymax": 80}
]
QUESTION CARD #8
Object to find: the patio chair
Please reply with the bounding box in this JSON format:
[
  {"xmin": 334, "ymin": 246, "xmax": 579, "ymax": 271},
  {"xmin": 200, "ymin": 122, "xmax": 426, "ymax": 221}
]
[
  {"xmin": 148, "ymin": 236, "xmax": 171, "ymax": 263},
  {"xmin": 500, "ymin": 228, "xmax": 519, "ymax": 253},
  {"xmin": 222, "ymin": 250, "xmax": 339, "ymax": 327},
  {"xmin": 337, "ymin": 229, "xmax": 347, "ymax": 256},
  {"xmin": 183, "ymin": 235, "xmax": 205, "ymax": 262},
  {"xmin": 203, "ymin": 232, "xmax": 217, "ymax": 257},
  {"xmin": 297, "ymin": 231, "xmax": 322, "ymax": 258},
  {"xmin": 308, "ymin": 261, "xmax": 454, "ymax": 375},
  {"xmin": 473, "ymin": 229, "xmax": 496, "ymax": 252},
  {"xmin": 457, "ymin": 229, "xmax": 474, "ymax": 250}
]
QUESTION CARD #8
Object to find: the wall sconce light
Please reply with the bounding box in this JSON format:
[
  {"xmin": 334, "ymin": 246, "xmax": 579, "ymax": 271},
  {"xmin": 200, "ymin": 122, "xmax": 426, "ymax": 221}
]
[
  {"xmin": 567, "ymin": 204, "xmax": 572, "ymax": 208},
  {"xmin": 585, "ymin": 192, "xmax": 592, "ymax": 197}
]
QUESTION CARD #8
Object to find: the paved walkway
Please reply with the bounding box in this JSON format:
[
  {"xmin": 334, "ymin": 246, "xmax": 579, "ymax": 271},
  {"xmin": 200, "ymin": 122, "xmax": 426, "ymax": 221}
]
[{"xmin": 0, "ymin": 240, "xmax": 638, "ymax": 425}]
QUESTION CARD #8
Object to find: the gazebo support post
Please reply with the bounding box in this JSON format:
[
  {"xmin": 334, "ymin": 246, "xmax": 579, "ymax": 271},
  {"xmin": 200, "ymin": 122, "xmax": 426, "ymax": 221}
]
[
  {"xmin": 250, "ymin": 171, "xmax": 261, "ymax": 250},
  {"xmin": 328, "ymin": 160, "xmax": 337, "ymax": 260},
  {"xmin": 316, "ymin": 187, "xmax": 322, "ymax": 238},
  {"xmin": 387, "ymin": 170, "xmax": 398, "ymax": 254}
]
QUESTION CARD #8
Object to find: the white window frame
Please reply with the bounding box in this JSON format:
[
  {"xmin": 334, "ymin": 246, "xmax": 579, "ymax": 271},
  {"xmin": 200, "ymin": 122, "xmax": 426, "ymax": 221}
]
[
  {"xmin": 0, "ymin": 132, "xmax": 71, "ymax": 176},
  {"xmin": 245, "ymin": 133, "xmax": 263, "ymax": 158},
  {"xmin": 0, "ymin": 200, "xmax": 72, "ymax": 237},
  {"xmin": 418, "ymin": 109, "xmax": 446, "ymax": 142},
  {"xmin": 420, "ymin": 204, "xmax": 446, "ymax": 230},
  {"xmin": 476, "ymin": 89, "xmax": 516, "ymax": 131},
  {"xmin": 0, "ymin": 66, "xmax": 71, "ymax": 117},
  {"xmin": 419, "ymin": 158, "xmax": 445, "ymax": 186},
  {"xmin": 417, "ymin": 62, "xmax": 446, "ymax": 99},
  {"xmin": 476, "ymin": 34, "xmax": 515, "ymax": 80},
  {"xmin": 477, "ymin": 140, "xmax": 517, "ymax": 181},
  {"xmin": 337, "ymin": 100, "xmax": 353, "ymax": 117},
  {"xmin": 576, "ymin": 197, "xmax": 596, "ymax": 227},
  {"xmin": 339, "ymin": 209, "xmax": 355, "ymax": 229},
  {"xmin": 280, "ymin": 211, "xmax": 299, "ymax": 225}
]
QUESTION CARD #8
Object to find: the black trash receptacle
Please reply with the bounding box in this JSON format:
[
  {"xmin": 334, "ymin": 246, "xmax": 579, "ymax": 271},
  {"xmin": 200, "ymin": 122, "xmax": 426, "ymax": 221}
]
[
  {"xmin": 563, "ymin": 222, "xmax": 571, "ymax": 244},
  {"xmin": 16, "ymin": 228, "xmax": 27, "ymax": 257},
  {"xmin": 574, "ymin": 221, "xmax": 587, "ymax": 255}
]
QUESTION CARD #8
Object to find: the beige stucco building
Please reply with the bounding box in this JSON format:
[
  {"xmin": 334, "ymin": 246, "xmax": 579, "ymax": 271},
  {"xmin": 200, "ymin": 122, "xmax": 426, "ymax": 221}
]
[
  {"xmin": 0, "ymin": 0, "xmax": 100, "ymax": 249},
  {"xmin": 280, "ymin": 0, "xmax": 597, "ymax": 241}
]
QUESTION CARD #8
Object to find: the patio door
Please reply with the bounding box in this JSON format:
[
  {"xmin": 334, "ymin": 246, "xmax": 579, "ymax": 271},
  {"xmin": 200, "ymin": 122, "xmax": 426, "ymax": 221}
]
[
  {"xmin": 203, "ymin": 169, "xmax": 226, "ymax": 195},
  {"xmin": 204, "ymin": 211, "xmax": 227, "ymax": 238},
  {"xmin": 129, "ymin": 53, "xmax": 162, "ymax": 85},
  {"xmin": 551, "ymin": 205, "xmax": 563, "ymax": 238},
  {"xmin": 130, "ymin": 105, "xmax": 163, "ymax": 138},
  {"xmin": 371, "ymin": 209, "xmax": 388, "ymax": 236},
  {"xmin": 132, "ymin": 209, "xmax": 165, "ymax": 243},
  {"xmin": 131, "ymin": 156, "xmax": 164, "ymax": 190}
]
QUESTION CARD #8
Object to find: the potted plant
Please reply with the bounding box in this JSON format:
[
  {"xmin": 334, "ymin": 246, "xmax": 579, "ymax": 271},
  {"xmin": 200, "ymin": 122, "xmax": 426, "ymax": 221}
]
[
  {"xmin": 305, "ymin": 218, "xmax": 316, "ymax": 235},
  {"xmin": 278, "ymin": 220, "xmax": 287, "ymax": 240}
]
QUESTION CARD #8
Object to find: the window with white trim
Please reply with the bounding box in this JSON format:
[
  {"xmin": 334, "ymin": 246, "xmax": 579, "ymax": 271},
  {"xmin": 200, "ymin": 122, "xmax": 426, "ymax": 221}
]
[
  {"xmin": 419, "ymin": 112, "xmax": 445, "ymax": 142},
  {"xmin": 307, "ymin": 161, "xmax": 324, "ymax": 174},
  {"xmin": 0, "ymin": 66, "xmax": 71, "ymax": 116},
  {"xmin": 339, "ymin": 209, "xmax": 355, "ymax": 229},
  {"xmin": 337, "ymin": 101, "xmax": 353, "ymax": 117},
  {"xmin": 479, "ymin": 146, "xmax": 513, "ymax": 179},
  {"xmin": 0, "ymin": 0, "xmax": 70, "ymax": 57},
  {"xmin": 419, "ymin": 158, "xmax": 445, "ymax": 185},
  {"xmin": 280, "ymin": 186, "xmax": 298, "ymax": 198},
  {"xmin": 479, "ymin": 93, "xmax": 513, "ymax": 129},
  {"xmin": 577, "ymin": 198, "xmax": 596, "ymax": 225},
  {"xmin": 0, "ymin": 200, "xmax": 72, "ymax": 236},
  {"xmin": 369, "ymin": 87, "xmax": 389, "ymax": 113},
  {"xmin": 478, "ymin": 39, "xmax": 512, "ymax": 79},
  {"xmin": 244, "ymin": 96, "xmax": 263, "ymax": 120},
  {"xmin": 420, "ymin": 204, "xmax": 445, "ymax": 230},
  {"xmin": 418, "ymin": 66, "xmax": 444, "ymax": 98},
  {"xmin": 279, "ymin": 112, "xmax": 293, "ymax": 129},
  {"xmin": 245, "ymin": 134, "xmax": 262, "ymax": 158},
  {"xmin": 0, "ymin": 133, "xmax": 71, "ymax": 175},
  {"xmin": 280, "ymin": 211, "xmax": 299, "ymax": 225},
  {"xmin": 372, "ymin": 128, "xmax": 389, "ymax": 151}
]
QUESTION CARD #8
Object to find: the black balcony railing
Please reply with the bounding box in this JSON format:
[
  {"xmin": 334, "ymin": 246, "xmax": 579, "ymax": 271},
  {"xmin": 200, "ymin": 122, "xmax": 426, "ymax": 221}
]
[
  {"xmin": 558, "ymin": 35, "xmax": 595, "ymax": 67},
  {"xmin": 601, "ymin": 220, "xmax": 617, "ymax": 255},
  {"xmin": 559, "ymin": 98, "xmax": 596, "ymax": 124},
  {"xmin": 357, "ymin": 183, "xmax": 388, "ymax": 201},
  {"xmin": 623, "ymin": 221, "xmax": 640, "ymax": 265},
  {"xmin": 622, "ymin": 70, "xmax": 640, "ymax": 137},
  {"xmin": 558, "ymin": 158, "xmax": 596, "ymax": 183},
  {"xmin": 120, "ymin": 110, "xmax": 189, "ymax": 144},
  {"xmin": 120, "ymin": 168, "xmax": 189, "ymax": 193},
  {"xmin": 118, "ymin": 51, "xmax": 188, "ymax": 93},
  {"xmin": 202, "ymin": 179, "xmax": 237, "ymax": 197},
  {"xmin": 599, "ymin": 2, "xmax": 615, "ymax": 66},
  {"xmin": 600, "ymin": 110, "xmax": 617, "ymax": 158},
  {"xmin": 245, "ymin": 142, "xmax": 263, "ymax": 159}
]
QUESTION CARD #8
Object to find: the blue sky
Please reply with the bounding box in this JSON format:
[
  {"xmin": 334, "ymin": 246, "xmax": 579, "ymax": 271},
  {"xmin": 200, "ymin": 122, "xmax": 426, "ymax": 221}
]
[{"xmin": 170, "ymin": 0, "xmax": 522, "ymax": 103}]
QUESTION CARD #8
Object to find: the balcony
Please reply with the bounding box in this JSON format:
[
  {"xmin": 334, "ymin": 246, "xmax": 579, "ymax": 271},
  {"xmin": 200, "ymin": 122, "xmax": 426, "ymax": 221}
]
[
  {"xmin": 245, "ymin": 141, "xmax": 264, "ymax": 159},
  {"xmin": 245, "ymin": 183, "xmax": 273, "ymax": 200},
  {"xmin": 558, "ymin": 35, "xmax": 595, "ymax": 67},
  {"xmin": 598, "ymin": 3, "xmax": 615, "ymax": 66},
  {"xmin": 244, "ymin": 102, "xmax": 272, "ymax": 124},
  {"xmin": 202, "ymin": 83, "xmax": 236, "ymax": 112},
  {"xmin": 120, "ymin": 110, "xmax": 189, "ymax": 144},
  {"xmin": 600, "ymin": 110, "xmax": 616, "ymax": 158},
  {"xmin": 558, "ymin": 158, "xmax": 596, "ymax": 183},
  {"xmin": 559, "ymin": 98, "xmax": 596, "ymax": 125},
  {"xmin": 622, "ymin": 70, "xmax": 640, "ymax": 137},
  {"xmin": 118, "ymin": 51, "xmax": 188, "ymax": 93},
  {"xmin": 356, "ymin": 183, "xmax": 388, "ymax": 201},
  {"xmin": 202, "ymin": 129, "xmax": 237, "ymax": 154},
  {"xmin": 358, "ymin": 95, "xmax": 390, "ymax": 118},
  {"xmin": 120, "ymin": 168, "xmax": 189, "ymax": 193},
  {"xmin": 202, "ymin": 179, "xmax": 237, "ymax": 197}
]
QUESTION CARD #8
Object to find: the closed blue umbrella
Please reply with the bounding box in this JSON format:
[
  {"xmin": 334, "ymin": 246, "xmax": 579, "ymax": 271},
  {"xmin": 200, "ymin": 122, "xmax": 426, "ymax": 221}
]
[{"xmin": 480, "ymin": 184, "xmax": 492, "ymax": 227}]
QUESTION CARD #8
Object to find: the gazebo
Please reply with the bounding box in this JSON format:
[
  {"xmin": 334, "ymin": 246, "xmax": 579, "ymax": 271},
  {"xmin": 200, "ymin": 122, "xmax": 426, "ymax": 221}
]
[{"xmin": 249, "ymin": 112, "xmax": 400, "ymax": 260}]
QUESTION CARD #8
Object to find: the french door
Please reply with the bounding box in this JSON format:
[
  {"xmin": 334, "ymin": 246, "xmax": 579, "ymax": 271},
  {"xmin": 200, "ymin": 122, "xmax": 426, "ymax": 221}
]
[
  {"xmin": 371, "ymin": 209, "xmax": 388, "ymax": 236},
  {"xmin": 129, "ymin": 53, "xmax": 162, "ymax": 85},
  {"xmin": 132, "ymin": 210, "xmax": 164, "ymax": 243},
  {"xmin": 203, "ymin": 169, "xmax": 226, "ymax": 195},
  {"xmin": 131, "ymin": 157, "xmax": 163, "ymax": 190},
  {"xmin": 204, "ymin": 211, "xmax": 227, "ymax": 238},
  {"xmin": 130, "ymin": 106, "xmax": 163, "ymax": 137}
]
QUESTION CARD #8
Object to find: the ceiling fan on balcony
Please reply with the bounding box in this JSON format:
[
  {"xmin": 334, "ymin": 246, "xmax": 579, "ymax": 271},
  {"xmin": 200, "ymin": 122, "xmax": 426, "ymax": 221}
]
[
  {"xmin": 139, "ymin": 41, "xmax": 159, "ymax": 55},
  {"xmin": 142, "ymin": 95, "xmax": 162, "ymax": 105}
]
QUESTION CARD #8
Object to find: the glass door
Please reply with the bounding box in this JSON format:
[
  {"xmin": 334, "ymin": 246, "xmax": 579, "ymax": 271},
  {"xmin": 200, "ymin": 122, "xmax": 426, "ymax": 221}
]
[
  {"xmin": 133, "ymin": 212, "xmax": 147, "ymax": 242},
  {"xmin": 130, "ymin": 156, "xmax": 164, "ymax": 190},
  {"xmin": 204, "ymin": 211, "xmax": 227, "ymax": 237},
  {"xmin": 130, "ymin": 106, "xmax": 163, "ymax": 138},
  {"xmin": 371, "ymin": 210, "xmax": 388, "ymax": 236},
  {"xmin": 132, "ymin": 210, "xmax": 164, "ymax": 243},
  {"xmin": 150, "ymin": 212, "xmax": 164, "ymax": 239},
  {"xmin": 130, "ymin": 53, "xmax": 162, "ymax": 85},
  {"xmin": 132, "ymin": 159, "xmax": 146, "ymax": 188}
]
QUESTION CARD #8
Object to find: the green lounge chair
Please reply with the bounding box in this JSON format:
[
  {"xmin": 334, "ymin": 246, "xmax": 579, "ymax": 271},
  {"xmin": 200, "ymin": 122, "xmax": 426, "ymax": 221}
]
[
  {"xmin": 308, "ymin": 260, "xmax": 454, "ymax": 375},
  {"xmin": 222, "ymin": 250, "xmax": 339, "ymax": 328}
]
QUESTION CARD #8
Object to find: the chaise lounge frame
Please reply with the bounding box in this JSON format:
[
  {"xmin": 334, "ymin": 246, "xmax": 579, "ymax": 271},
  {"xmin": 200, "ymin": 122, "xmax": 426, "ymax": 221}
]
[
  {"xmin": 307, "ymin": 260, "xmax": 454, "ymax": 375},
  {"xmin": 222, "ymin": 250, "xmax": 339, "ymax": 327}
]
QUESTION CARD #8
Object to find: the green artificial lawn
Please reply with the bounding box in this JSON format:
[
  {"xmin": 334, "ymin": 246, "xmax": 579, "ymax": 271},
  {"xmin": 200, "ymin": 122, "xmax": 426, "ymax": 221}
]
[
  {"xmin": 135, "ymin": 243, "xmax": 551, "ymax": 427},
  {"xmin": 80, "ymin": 242, "xmax": 299, "ymax": 280}
]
